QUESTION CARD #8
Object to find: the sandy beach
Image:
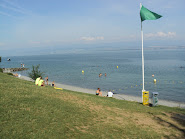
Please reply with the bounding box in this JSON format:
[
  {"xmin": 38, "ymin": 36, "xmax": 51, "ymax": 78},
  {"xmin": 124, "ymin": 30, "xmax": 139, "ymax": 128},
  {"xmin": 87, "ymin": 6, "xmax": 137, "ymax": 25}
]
[{"xmin": 19, "ymin": 75, "xmax": 185, "ymax": 109}]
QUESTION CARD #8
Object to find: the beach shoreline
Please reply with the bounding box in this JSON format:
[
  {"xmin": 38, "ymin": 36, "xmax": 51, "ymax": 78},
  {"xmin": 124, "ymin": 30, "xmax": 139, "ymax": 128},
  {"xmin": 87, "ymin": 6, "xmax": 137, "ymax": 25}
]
[{"xmin": 19, "ymin": 75, "xmax": 185, "ymax": 109}]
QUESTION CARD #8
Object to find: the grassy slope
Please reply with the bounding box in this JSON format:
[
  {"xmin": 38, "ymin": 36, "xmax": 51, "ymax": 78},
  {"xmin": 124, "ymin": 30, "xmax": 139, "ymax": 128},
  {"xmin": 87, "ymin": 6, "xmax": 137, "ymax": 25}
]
[{"xmin": 0, "ymin": 72, "xmax": 185, "ymax": 139}]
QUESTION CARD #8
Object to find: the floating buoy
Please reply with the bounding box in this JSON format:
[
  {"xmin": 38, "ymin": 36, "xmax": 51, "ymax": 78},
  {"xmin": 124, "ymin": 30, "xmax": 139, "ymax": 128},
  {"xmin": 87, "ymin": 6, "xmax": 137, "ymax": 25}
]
[
  {"xmin": 154, "ymin": 79, "xmax": 156, "ymax": 83},
  {"xmin": 82, "ymin": 70, "xmax": 84, "ymax": 73},
  {"xmin": 117, "ymin": 66, "xmax": 118, "ymax": 68}
]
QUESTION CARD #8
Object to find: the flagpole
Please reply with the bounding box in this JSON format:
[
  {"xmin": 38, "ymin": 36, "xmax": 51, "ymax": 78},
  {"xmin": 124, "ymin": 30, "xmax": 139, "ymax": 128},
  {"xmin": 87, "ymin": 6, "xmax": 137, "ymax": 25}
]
[
  {"xmin": 141, "ymin": 22, "xmax": 144, "ymax": 91},
  {"xmin": 140, "ymin": 3, "xmax": 162, "ymax": 103},
  {"xmin": 140, "ymin": 3, "xmax": 145, "ymax": 103}
]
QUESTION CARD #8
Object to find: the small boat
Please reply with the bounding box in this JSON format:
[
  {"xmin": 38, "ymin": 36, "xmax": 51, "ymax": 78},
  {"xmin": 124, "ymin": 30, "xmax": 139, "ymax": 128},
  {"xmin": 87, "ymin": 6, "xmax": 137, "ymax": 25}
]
[{"xmin": 7, "ymin": 58, "xmax": 11, "ymax": 61}]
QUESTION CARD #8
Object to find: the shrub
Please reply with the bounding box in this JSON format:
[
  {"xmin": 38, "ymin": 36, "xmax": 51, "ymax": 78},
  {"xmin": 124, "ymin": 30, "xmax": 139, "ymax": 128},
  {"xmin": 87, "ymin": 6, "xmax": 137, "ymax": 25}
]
[
  {"xmin": 6, "ymin": 73, "xmax": 13, "ymax": 76},
  {"xmin": 0, "ymin": 68, "xmax": 3, "ymax": 73},
  {"xmin": 28, "ymin": 64, "xmax": 44, "ymax": 80}
]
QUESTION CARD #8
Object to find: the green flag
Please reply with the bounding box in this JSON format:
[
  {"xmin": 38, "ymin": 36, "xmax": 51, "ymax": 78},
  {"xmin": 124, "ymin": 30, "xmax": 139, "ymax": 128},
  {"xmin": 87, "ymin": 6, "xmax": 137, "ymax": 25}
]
[{"xmin": 140, "ymin": 5, "xmax": 162, "ymax": 22}]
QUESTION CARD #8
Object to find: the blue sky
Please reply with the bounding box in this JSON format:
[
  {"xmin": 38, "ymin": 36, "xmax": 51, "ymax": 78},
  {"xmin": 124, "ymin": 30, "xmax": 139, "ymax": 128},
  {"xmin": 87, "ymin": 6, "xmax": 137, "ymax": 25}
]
[{"xmin": 0, "ymin": 0, "xmax": 185, "ymax": 56}]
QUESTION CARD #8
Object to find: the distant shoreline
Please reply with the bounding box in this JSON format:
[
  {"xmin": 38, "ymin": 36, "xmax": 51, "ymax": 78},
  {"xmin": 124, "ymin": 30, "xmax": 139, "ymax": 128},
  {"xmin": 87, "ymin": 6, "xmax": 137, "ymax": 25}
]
[{"xmin": 19, "ymin": 75, "xmax": 185, "ymax": 109}]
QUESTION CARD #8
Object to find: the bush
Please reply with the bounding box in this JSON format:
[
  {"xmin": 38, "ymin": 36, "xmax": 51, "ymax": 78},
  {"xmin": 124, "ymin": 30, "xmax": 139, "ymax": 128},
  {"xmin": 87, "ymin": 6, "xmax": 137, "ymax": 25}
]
[
  {"xmin": 0, "ymin": 68, "xmax": 3, "ymax": 73},
  {"xmin": 28, "ymin": 64, "xmax": 44, "ymax": 80},
  {"xmin": 6, "ymin": 73, "xmax": 13, "ymax": 76}
]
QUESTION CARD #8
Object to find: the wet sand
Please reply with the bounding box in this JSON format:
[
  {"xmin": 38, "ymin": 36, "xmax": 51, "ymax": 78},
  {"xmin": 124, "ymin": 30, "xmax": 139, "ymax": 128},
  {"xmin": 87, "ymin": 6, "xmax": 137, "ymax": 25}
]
[{"xmin": 19, "ymin": 75, "xmax": 185, "ymax": 109}]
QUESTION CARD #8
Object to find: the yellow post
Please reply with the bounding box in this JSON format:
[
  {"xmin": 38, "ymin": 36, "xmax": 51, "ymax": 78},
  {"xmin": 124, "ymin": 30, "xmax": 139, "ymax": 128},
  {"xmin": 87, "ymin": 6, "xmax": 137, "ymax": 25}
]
[{"xmin": 143, "ymin": 91, "xmax": 149, "ymax": 105}]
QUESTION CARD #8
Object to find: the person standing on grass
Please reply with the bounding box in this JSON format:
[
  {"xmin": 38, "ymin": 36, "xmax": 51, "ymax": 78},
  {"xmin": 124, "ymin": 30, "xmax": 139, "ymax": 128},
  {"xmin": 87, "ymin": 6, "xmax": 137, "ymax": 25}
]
[
  {"xmin": 45, "ymin": 76, "xmax": 48, "ymax": 85},
  {"xmin": 35, "ymin": 77, "xmax": 41, "ymax": 85}
]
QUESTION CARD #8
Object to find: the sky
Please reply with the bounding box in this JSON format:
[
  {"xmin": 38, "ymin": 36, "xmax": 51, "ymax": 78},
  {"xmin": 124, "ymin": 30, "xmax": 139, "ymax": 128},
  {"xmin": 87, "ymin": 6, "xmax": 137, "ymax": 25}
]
[{"xmin": 0, "ymin": 0, "xmax": 185, "ymax": 56}]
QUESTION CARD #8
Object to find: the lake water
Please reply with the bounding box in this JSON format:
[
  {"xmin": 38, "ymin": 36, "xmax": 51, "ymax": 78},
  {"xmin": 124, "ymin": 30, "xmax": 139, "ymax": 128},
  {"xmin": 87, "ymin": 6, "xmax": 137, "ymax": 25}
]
[{"xmin": 1, "ymin": 49, "xmax": 185, "ymax": 102}]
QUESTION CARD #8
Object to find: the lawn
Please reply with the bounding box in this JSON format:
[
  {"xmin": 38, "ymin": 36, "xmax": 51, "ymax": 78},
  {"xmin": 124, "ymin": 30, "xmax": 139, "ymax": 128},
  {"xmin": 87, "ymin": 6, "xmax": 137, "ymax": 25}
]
[{"xmin": 0, "ymin": 72, "xmax": 185, "ymax": 138}]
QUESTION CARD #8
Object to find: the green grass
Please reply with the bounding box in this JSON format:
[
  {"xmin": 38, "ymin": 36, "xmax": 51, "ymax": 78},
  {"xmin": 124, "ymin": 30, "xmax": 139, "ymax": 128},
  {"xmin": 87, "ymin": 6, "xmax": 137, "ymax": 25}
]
[{"xmin": 0, "ymin": 72, "xmax": 185, "ymax": 138}]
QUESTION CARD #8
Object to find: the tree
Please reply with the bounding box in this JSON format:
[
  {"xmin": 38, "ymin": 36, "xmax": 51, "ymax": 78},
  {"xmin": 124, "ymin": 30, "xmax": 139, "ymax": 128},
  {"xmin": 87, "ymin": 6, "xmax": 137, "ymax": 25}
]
[{"xmin": 28, "ymin": 64, "xmax": 44, "ymax": 80}]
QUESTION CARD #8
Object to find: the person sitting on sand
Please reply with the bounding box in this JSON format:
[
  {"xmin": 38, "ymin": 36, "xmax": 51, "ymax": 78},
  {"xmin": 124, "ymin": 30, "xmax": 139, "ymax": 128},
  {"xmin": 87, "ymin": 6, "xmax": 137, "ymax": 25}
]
[
  {"xmin": 35, "ymin": 77, "xmax": 41, "ymax": 85},
  {"xmin": 96, "ymin": 88, "xmax": 102, "ymax": 96},
  {"xmin": 14, "ymin": 73, "xmax": 18, "ymax": 77},
  {"xmin": 107, "ymin": 90, "xmax": 113, "ymax": 97},
  {"xmin": 52, "ymin": 81, "xmax": 55, "ymax": 87},
  {"xmin": 45, "ymin": 76, "xmax": 48, "ymax": 85},
  {"xmin": 38, "ymin": 77, "xmax": 45, "ymax": 86}
]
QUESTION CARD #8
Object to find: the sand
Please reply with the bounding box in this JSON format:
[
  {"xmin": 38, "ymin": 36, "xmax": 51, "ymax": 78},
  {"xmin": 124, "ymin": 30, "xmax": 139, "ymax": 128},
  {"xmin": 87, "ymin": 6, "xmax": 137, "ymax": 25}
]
[{"xmin": 19, "ymin": 75, "xmax": 185, "ymax": 109}]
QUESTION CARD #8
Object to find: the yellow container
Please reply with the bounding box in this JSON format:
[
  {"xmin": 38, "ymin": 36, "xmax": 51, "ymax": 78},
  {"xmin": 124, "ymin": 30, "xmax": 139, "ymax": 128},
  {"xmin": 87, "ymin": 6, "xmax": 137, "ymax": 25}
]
[{"xmin": 143, "ymin": 91, "xmax": 149, "ymax": 105}]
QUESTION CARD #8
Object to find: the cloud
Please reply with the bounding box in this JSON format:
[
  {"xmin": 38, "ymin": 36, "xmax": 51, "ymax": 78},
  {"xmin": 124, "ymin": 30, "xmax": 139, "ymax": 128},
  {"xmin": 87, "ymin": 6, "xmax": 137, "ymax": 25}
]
[
  {"xmin": 0, "ymin": 0, "xmax": 32, "ymax": 16},
  {"xmin": 0, "ymin": 11, "xmax": 15, "ymax": 17},
  {"xmin": 30, "ymin": 41, "xmax": 41, "ymax": 44},
  {"xmin": 80, "ymin": 36, "xmax": 104, "ymax": 41},
  {"xmin": 0, "ymin": 42, "xmax": 5, "ymax": 46},
  {"xmin": 145, "ymin": 32, "xmax": 176, "ymax": 38}
]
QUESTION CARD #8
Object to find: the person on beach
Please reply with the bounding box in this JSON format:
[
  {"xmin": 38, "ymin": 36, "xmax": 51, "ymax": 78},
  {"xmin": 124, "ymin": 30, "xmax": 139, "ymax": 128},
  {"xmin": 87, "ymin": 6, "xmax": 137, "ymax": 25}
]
[
  {"xmin": 52, "ymin": 81, "xmax": 55, "ymax": 87},
  {"xmin": 96, "ymin": 88, "xmax": 102, "ymax": 96},
  {"xmin": 38, "ymin": 77, "xmax": 45, "ymax": 86},
  {"xmin": 14, "ymin": 73, "xmax": 18, "ymax": 77},
  {"xmin": 45, "ymin": 76, "xmax": 48, "ymax": 85},
  {"xmin": 35, "ymin": 77, "xmax": 41, "ymax": 85},
  {"xmin": 107, "ymin": 90, "xmax": 113, "ymax": 97}
]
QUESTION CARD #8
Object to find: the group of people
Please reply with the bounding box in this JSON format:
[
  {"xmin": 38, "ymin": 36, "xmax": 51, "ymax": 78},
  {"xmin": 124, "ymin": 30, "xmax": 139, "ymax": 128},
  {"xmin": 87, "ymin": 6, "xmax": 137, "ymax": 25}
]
[
  {"xmin": 96, "ymin": 88, "xmax": 113, "ymax": 97},
  {"xmin": 99, "ymin": 73, "xmax": 106, "ymax": 77},
  {"xmin": 35, "ymin": 76, "xmax": 112, "ymax": 97},
  {"xmin": 13, "ymin": 73, "xmax": 21, "ymax": 77},
  {"xmin": 21, "ymin": 63, "xmax": 25, "ymax": 68},
  {"xmin": 35, "ymin": 76, "xmax": 56, "ymax": 87}
]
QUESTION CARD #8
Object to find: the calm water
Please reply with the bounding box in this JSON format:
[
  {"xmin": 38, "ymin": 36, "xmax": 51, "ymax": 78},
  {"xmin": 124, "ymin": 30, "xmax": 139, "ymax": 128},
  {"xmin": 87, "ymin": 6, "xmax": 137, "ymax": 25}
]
[{"xmin": 1, "ymin": 49, "xmax": 185, "ymax": 102}]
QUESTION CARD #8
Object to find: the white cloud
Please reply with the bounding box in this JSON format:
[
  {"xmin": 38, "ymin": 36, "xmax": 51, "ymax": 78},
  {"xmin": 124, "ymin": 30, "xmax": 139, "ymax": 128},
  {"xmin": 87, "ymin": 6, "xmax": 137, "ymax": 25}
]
[
  {"xmin": 0, "ymin": 11, "xmax": 14, "ymax": 17},
  {"xmin": 145, "ymin": 32, "xmax": 176, "ymax": 38},
  {"xmin": 0, "ymin": 42, "xmax": 5, "ymax": 46},
  {"xmin": 80, "ymin": 36, "xmax": 104, "ymax": 41},
  {"xmin": 30, "ymin": 41, "xmax": 41, "ymax": 44},
  {"xmin": 0, "ymin": 0, "xmax": 32, "ymax": 16}
]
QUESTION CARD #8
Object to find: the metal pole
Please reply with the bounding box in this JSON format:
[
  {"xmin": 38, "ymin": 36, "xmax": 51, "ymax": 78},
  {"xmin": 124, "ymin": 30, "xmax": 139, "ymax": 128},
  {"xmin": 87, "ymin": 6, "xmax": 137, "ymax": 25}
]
[
  {"xmin": 141, "ymin": 22, "xmax": 145, "ymax": 92},
  {"xmin": 140, "ymin": 3, "xmax": 145, "ymax": 103}
]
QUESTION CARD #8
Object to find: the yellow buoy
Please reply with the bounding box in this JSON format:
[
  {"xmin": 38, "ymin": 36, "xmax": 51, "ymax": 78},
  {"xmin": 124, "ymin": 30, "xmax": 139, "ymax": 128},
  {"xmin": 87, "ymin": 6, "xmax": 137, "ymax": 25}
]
[
  {"xmin": 154, "ymin": 79, "xmax": 156, "ymax": 83},
  {"xmin": 82, "ymin": 70, "xmax": 84, "ymax": 73},
  {"xmin": 117, "ymin": 66, "xmax": 118, "ymax": 68}
]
